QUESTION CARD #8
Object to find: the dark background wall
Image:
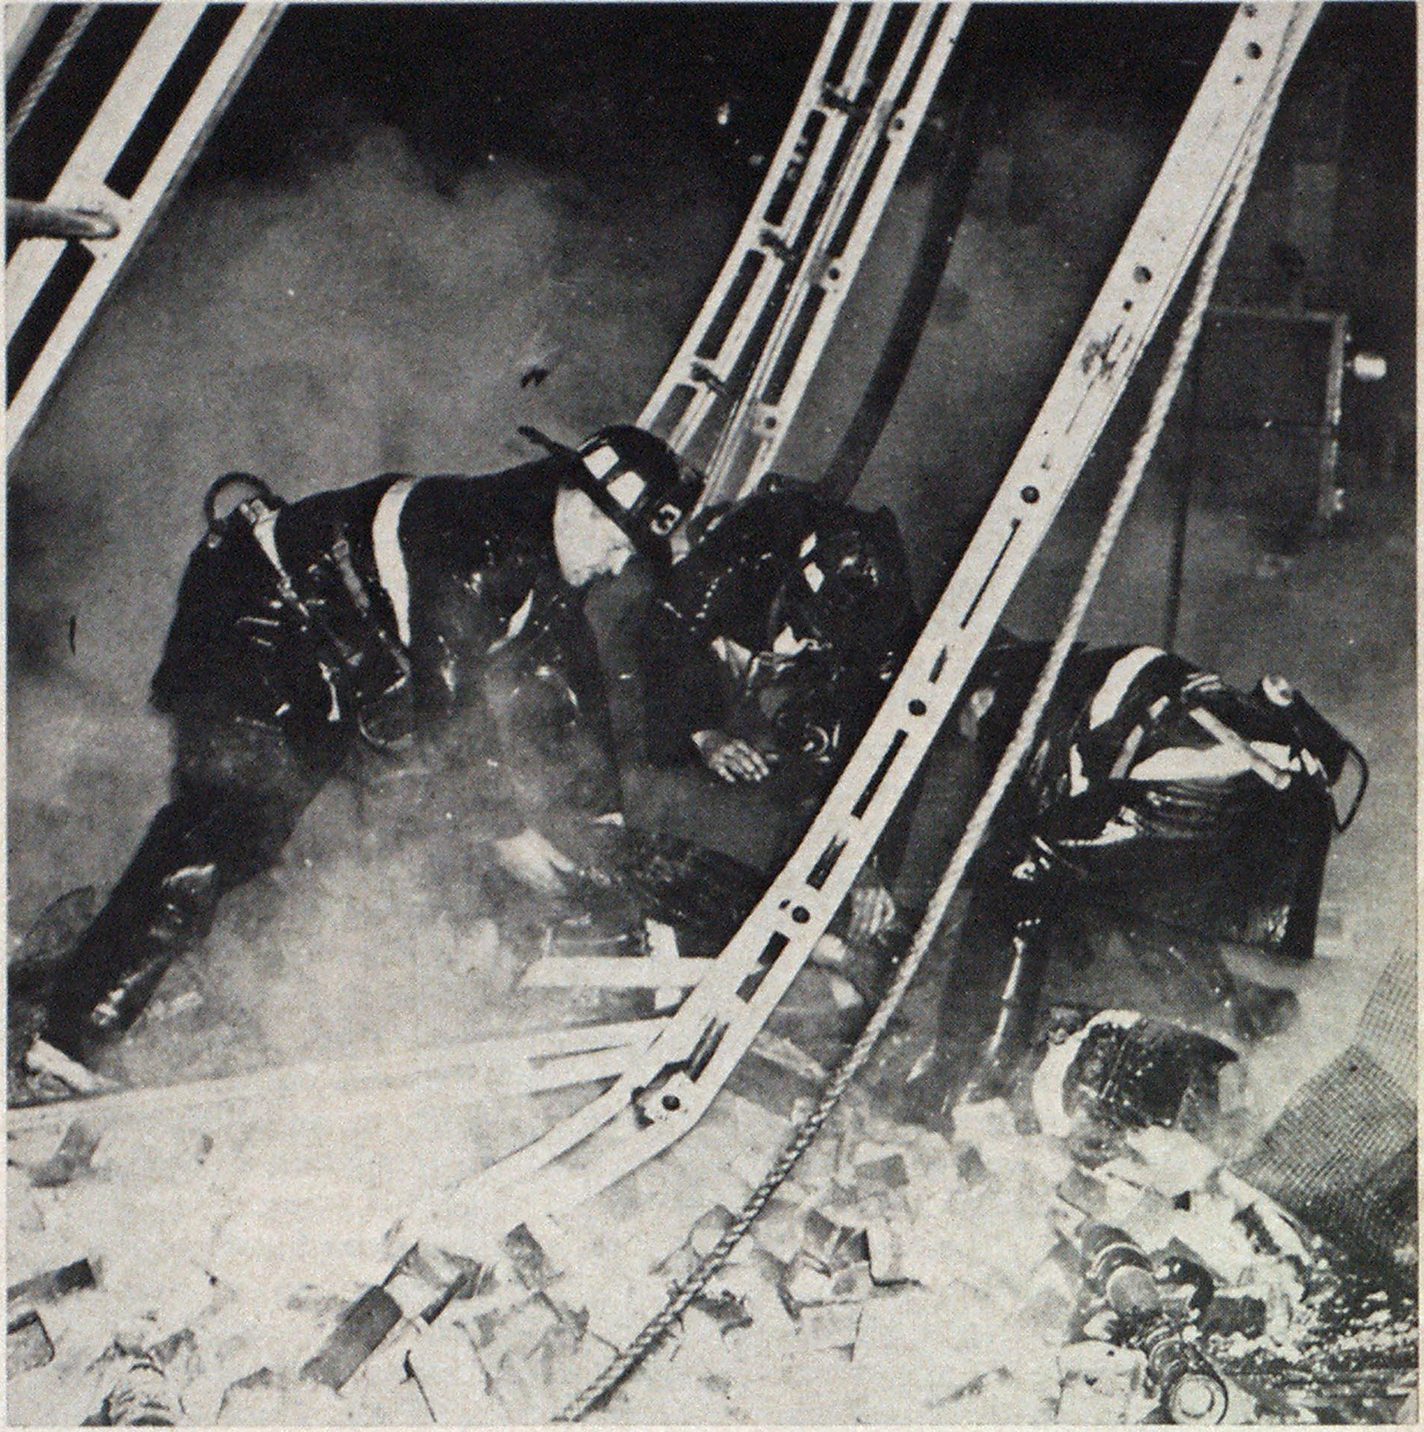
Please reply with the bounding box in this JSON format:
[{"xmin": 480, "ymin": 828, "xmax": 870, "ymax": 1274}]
[{"xmin": 6, "ymin": 3, "xmax": 1415, "ymax": 1094}]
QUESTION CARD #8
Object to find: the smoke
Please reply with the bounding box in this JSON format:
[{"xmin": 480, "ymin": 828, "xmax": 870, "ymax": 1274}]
[{"xmin": 7, "ymin": 113, "xmax": 737, "ymax": 1071}]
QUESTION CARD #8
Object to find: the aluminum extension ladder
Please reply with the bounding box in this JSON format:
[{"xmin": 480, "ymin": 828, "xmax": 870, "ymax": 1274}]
[
  {"xmin": 5, "ymin": 4, "xmax": 280, "ymax": 456},
  {"xmin": 638, "ymin": 2, "xmax": 968, "ymax": 507}
]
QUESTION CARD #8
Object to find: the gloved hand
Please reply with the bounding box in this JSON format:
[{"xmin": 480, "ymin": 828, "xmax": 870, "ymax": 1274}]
[
  {"xmin": 491, "ymin": 827, "xmax": 579, "ymax": 895},
  {"xmin": 847, "ymin": 869, "xmax": 896, "ymax": 942},
  {"xmin": 693, "ymin": 729, "xmax": 772, "ymax": 783}
]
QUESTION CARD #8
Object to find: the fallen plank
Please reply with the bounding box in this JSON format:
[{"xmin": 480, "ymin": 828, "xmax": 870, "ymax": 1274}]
[{"xmin": 7, "ymin": 1019, "xmax": 669, "ymax": 1135}]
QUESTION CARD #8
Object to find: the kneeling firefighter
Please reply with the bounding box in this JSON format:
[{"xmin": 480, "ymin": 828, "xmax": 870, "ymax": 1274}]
[
  {"xmin": 920, "ymin": 637, "xmax": 1365, "ymax": 1109},
  {"xmin": 16, "ymin": 426, "xmax": 703, "ymax": 1075},
  {"xmin": 628, "ymin": 478, "xmax": 920, "ymax": 947}
]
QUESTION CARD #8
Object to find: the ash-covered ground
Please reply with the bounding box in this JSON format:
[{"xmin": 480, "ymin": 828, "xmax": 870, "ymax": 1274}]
[{"xmin": 7, "ymin": 3, "xmax": 1416, "ymax": 1424}]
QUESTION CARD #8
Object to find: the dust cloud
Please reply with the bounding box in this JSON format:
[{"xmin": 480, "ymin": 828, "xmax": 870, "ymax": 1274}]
[{"xmin": 8, "ymin": 115, "xmax": 737, "ymax": 1073}]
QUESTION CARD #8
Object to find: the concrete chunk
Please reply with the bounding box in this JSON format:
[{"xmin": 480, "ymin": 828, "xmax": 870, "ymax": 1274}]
[
  {"xmin": 6, "ymin": 1310, "xmax": 54, "ymax": 1378},
  {"xmin": 782, "ymin": 1253, "xmax": 834, "ymax": 1309},
  {"xmin": 865, "ymin": 1219, "xmax": 909, "ymax": 1285},
  {"xmin": 854, "ymin": 1151, "xmax": 910, "ymax": 1190}
]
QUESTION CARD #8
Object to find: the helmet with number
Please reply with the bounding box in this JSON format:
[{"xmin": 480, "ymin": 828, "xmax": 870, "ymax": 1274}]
[
  {"xmin": 770, "ymin": 507, "xmax": 913, "ymax": 659},
  {"xmin": 572, "ymin": 425, "xmax": 704, "ymax": 564}
]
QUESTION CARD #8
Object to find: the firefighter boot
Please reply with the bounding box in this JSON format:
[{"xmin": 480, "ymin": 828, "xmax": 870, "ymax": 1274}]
[{"xmin": 40, "ymin": 864, "xmax": 220, "ymax": 1068}]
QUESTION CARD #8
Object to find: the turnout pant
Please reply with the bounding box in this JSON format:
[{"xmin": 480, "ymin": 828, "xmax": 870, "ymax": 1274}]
[{"xmin": 38, "ymin": 713, "xmax": 343, "ymax": 1063}]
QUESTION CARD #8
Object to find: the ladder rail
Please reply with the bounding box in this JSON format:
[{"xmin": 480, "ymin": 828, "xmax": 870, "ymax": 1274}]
[
  {"xmin": 703, "ymin": 3, "xmax": 967, "ymax": 503},
  {"xmin": 388, "ymin": 1, "xmax": 1312, "ymax": 1266},
  {"xmin": 738, "ymin": 4, "xmax": 971, "ymax": 497},
  {"xmin": 8, "ymin": 1018, "xmax": 671, "ymax": 1136}
]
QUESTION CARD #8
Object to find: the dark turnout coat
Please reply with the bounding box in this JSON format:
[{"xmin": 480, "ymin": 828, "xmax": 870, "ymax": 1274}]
[
  {"xmin": 37, "ymin": 452, "xmax": 621, "ymax": 1061},
  {"xmin": 153, "ymin": 453, "xmax": 619, "ymax": 838}
]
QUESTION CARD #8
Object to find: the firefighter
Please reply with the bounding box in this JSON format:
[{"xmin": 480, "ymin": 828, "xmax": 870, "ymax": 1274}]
[
  {"xmin": 909, "ymin": 636, "xmax": 1364, "ymax": 1117},
  {"xmin": 17, "ymin": 425, "xmax": 703, "ymax": 1076},
  {"xmin": 632, "ymin": 477, "xmax": 919, "ymax": 942}
]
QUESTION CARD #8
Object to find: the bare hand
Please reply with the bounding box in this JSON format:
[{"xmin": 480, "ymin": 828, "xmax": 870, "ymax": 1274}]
[
  {"xmin": 492, "ymin": 827, "xmax": 579, "ymax": 895},
  {"xmin": 693, "ymin": 730, "xmax": 772, "ymax": 783}
]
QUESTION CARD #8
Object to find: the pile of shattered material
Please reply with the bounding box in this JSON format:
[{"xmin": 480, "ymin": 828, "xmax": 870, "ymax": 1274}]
[
  {"xmin": 7, "ymin": 1011, "xmax": 1417, "ymax": 1424},
  {"xmin": 597, "ymin": 1085, "xmax": 1417, "ymax": 1426}
]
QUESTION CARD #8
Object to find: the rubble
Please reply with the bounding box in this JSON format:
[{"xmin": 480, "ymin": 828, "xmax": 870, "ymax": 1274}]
[
  {"xmin": 6, "ymin": 992, "xmax": 1414, "ymax": 1425},
  {"xmin": 7, "ymin": 1311, "xmax": 55, "ymax": 1378}
]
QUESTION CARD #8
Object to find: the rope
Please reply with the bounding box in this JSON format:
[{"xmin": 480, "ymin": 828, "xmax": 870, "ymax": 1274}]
[
  {"xmin": 7, "ymin": 5, "xmax": 100, "ymax": 147},
  {"xmin": 556, "ymin": 13, "xmax": 1304, "ymax": 1420}
]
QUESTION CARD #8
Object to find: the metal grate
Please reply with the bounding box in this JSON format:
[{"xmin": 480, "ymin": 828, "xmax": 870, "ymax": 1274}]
[{"xmin": 1234, "ymin": 945, "xmax": 1418, "ymax": 1270}]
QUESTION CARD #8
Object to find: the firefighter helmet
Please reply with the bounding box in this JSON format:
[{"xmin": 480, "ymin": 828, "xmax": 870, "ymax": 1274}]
[
  {"xmin": 771, "ymin": 507, "xmax": 912, "ymax": 656},
  {"xmin": 572, "ymin": 425, "xmax": 703, "ymax": 564}
]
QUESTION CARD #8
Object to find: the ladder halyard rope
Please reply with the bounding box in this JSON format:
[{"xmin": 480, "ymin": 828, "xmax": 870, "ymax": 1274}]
[
  {"xmin": 6, "ymin": 4, "xmax": 101, "ymax": 146},
  {"xmin": 555, "ymin": 5, "xmax": 1313, "ymax": 1418}
]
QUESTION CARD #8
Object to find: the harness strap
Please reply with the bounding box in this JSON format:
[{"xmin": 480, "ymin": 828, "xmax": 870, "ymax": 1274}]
[{"xmin": 372, "ymin": 476, "xmax": 420, "ymax": 647}]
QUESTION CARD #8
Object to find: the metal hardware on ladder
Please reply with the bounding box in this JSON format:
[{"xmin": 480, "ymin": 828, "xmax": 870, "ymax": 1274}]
[{"xmin": 299, "ymin": 21, "xmax": 1313, "ymax": 1399}]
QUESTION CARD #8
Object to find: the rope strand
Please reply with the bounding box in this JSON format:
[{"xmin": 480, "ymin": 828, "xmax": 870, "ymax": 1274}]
[
  {"xmin": 7, "ymin": 6, "xmax": 100, "ymax": 147},
  {"xmin": 556, "ymin": 11, "xmax": 1308, "ymax": 1420}
]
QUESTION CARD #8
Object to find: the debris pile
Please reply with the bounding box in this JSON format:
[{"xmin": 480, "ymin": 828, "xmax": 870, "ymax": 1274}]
[{"xmin": 7, "ymin": 1009, "xmax": 1417, "ymax": 1424}]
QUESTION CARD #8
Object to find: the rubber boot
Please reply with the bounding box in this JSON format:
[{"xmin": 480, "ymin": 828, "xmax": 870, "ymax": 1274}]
[{"xmin": 41, "ymin": 864, "xmax": 219, "ymax": 1066}]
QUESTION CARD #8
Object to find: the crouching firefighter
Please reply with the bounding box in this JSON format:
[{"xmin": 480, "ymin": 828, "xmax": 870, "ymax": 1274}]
[
  {"xmin": 629, "ymin": 476, "xmax": 920, "ymax": 947},
  {"xmin": 919, "ymin": 639, "xmax": 1366, "ymax": 1110},
  {"xmin": 15, "ymin": 425, "xmax": 703, "ymax": 1079}
]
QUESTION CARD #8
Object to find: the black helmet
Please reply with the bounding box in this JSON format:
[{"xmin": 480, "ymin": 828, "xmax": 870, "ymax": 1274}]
[
  {"xmin": 771, "ymin": 508, "xmax": 912, "ymax": 656},
  {"xmin": 572, "ymin": 425, "xmax": 703, "ymax": 564}
]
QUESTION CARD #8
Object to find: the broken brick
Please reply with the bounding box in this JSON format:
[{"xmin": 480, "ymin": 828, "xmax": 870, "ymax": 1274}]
[
  {"xmin": 801, "ymin": 1208, "xmax": 840, "ymax": 1262},
  {"xmin": 797, "ymin": 1300, "xmax": 862, "ymax": 1352},
  {"xmin": 748, "ymin": 1196, "xmax": 803, "ymax": 1265},
  {"xmin": 7, "ymin": 1257, "xmax": 98, "ymax": 1310},
  {"xmin": 689, "ymin": 1287, "xmax": 753, "ymax": 1336},
  {"xmin": 6, "ymin": 1311, "xmax": 54, "ymax": 1378},
  {"xmin": 857, "ymin": 1152, "xmax": 910, "ymax": 1189},
  {"xmin": 782, "ymin": 1253, "xmax": 835, "ymax": 1309},
  {"xmin": 687, "ymin": 1205, "xmax": 736, "ymax": 1259},
  {"xmin": 865, "ymin": 1220, "xmax": 909, "ymax": 1285},
  {"xmin": 1058, "ymin": 1166, "xmax": 1108, "ymax": 1218}
]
